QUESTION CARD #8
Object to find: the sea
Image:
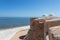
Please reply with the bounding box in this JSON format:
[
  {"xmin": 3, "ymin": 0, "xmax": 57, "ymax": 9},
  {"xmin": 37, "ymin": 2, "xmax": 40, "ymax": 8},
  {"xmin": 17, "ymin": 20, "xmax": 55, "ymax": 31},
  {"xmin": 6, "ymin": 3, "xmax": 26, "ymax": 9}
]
[{"xmin": 0, "ymin": 17, "xmax": 30, "ymax": 29}]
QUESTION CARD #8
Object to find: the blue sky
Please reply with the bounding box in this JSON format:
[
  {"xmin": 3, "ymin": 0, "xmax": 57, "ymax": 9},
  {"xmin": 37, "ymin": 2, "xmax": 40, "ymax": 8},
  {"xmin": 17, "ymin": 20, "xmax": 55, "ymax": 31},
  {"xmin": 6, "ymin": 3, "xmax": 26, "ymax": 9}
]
[{"xmin": 0, "ymin": 0, "xmax": 60, "ymax": 17}]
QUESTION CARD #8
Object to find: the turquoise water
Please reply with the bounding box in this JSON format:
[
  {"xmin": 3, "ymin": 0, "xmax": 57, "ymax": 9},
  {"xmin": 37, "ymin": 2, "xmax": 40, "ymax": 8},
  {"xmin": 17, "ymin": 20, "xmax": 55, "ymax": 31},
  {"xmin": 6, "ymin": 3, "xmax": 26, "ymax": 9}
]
[{"xmin": 0, "ymin": 17, "xmax": 30, "ymax": 29}]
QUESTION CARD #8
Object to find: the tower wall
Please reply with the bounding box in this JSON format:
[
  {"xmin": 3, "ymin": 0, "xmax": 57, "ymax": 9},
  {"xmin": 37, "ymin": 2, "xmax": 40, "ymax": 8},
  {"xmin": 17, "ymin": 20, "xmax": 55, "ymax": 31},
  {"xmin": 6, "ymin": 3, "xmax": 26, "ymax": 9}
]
[{"xmin": 24, "ymin": 18, "xmax": 45, "ymax": 40}]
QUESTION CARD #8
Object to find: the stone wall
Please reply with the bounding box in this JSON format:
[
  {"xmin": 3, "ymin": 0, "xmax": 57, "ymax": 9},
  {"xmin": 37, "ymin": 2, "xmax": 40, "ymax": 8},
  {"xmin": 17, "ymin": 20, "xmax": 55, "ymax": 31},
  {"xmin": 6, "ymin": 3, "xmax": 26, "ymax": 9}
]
[
  {"xmin": 49, "ymin": 26, "xmax": 60, "ymax": 40},
  {"xmin": 24, "ymin": 18, "xmax": 45, "ymax": 40},
  {"xmin": 45, "ymin": 20, "xmax": 60, "ymax": 33}
]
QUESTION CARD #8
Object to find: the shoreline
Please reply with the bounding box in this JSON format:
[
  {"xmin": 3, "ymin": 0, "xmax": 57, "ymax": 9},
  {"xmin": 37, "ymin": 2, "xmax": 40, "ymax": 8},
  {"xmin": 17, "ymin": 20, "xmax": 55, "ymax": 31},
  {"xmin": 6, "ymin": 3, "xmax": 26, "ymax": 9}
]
[
  {"xmin": 0, "ymin": 25, "xmax": 30, "ymax": 40},
  {"xmin": 0, "ymin": 25, "xmax": 30, "ymax": 30}
]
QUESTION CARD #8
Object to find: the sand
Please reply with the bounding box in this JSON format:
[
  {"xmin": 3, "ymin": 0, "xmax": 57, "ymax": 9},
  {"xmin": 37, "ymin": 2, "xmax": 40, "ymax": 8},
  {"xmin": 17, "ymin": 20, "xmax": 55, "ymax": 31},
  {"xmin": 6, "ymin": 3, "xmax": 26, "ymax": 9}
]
[
  {"xmin": 10, "ymin": 29, "xmax": 29, "ymax": 40},
  {"xmin": 0, "ymin": 25, "xmax": 30, "ymax": 40}
]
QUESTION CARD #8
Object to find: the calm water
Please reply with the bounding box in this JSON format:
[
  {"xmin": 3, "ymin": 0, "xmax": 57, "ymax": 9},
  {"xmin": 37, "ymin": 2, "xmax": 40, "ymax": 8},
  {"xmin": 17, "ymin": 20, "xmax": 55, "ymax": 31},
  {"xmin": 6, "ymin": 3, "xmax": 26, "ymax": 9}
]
[{"xmin": 0, "ymin": 17, "xmax": 30, "ymax": 29}]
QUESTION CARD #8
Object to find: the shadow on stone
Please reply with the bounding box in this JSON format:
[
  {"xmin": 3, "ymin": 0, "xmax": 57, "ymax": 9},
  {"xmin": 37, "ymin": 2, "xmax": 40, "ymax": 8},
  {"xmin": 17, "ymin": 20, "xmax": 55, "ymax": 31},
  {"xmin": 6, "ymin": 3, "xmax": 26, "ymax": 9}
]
[{"xmin": 19, "ymin": 35, "xmax": 26, "ymax": 39}]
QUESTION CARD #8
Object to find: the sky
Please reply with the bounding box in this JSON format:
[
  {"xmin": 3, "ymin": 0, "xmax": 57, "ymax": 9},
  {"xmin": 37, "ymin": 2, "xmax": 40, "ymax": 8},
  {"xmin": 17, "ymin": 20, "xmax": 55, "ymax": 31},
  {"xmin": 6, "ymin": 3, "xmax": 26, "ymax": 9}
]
[{"xmin": 0, "ymin": 0, "xmax": 60, "ymax": 17}]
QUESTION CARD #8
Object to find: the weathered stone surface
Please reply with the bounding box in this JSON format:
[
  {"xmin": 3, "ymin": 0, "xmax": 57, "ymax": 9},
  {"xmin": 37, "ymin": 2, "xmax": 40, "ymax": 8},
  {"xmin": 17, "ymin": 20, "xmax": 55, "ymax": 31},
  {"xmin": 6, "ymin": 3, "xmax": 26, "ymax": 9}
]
[
  {"xmin": 30, "ymin": 18, "xmax": 37, "ymax": 27},
  {"xmin": 45, "ymin": 19, "xmax": 60, "ymax": 34},
  {"xmin": 49, "ymin": 26, "xmax": 60, "ymax": 40},
  {"xmin": 24, "ymin": 18, "xmax": 45, "ymax": 40}
]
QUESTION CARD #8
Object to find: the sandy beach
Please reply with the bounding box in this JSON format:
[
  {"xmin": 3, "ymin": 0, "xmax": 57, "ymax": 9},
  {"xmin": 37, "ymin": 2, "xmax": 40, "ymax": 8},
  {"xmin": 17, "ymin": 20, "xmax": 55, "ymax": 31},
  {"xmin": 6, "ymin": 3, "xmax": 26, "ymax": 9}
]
[{"xmin": 0, "ymin": 25, "xmax": 30, "ymax": 40}]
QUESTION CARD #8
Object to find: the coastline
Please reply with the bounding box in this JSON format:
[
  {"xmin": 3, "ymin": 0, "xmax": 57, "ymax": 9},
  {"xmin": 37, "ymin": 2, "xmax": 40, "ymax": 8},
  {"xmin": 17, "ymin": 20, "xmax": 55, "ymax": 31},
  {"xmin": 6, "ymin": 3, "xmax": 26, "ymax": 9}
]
[
  {"xmin": 0, "ymin": 25, "xmax": 30, "ymax": 30},
  {"xmin": 0, "ymin": 25, "xmax": 30, "ymax": 40}
]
